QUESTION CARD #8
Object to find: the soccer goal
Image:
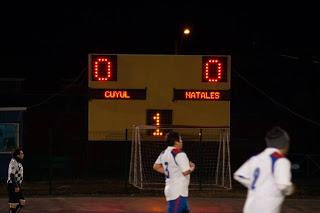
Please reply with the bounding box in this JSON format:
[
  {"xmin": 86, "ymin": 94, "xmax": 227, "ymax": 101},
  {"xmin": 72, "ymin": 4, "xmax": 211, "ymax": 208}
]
[{"xmin": 129, "ymin": 125, "xmax": 232, "ymax": 190}]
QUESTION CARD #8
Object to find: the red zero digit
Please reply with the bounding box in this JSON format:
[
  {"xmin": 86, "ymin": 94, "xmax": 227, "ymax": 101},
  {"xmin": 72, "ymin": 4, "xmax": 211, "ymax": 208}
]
[
  {"xmin": 204, "ymin": 59, "xmax": 223, "ymax": 82},
  {"xmin": 94, "ymin": 58, "xmax": 112, "ymax": 81}
]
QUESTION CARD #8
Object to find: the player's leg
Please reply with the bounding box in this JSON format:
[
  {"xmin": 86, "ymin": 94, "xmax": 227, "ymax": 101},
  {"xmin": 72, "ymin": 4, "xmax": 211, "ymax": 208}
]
[
  {"xmin": 180, "ymin": 196, "xmax": 190, "ymax": 213},
  {"xmin": 16, "ymin": 205, "xmax": 23, "ymax": 213},
  {"xmin": 16, "ymin": 190, "xmax": 25, "ymax": 213},
  {"xmin": 16, "ymin": 200, "xmax": 25, "ymax": 212},
  {"xmin": 168, "ymin": 196, "xmax": 190, "ymax": 213},
  {"xmin": 7, "ymin": 184, "xmax": 19, "ymax": 213},
  {"xmin": 16, "ymin": 205, "xmax": 22, "ymax": 213},
  {"xmin": 167, "ymin": 196, "xmax": 181, "ymax": 213},
  {"xmin": 9, "ymin": 203, "xmax": 19, "ymax": 213}
]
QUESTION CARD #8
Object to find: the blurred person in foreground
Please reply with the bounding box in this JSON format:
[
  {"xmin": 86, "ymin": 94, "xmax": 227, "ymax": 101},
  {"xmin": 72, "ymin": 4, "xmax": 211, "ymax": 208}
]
[{"xmin": 234, "ymin": 126, "xmax": 294, "ymax": 213}]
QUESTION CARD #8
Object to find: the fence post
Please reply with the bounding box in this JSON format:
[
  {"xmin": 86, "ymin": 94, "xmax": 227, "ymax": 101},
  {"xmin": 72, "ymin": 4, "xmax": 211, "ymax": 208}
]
[
  {"xmin": 198, "ymin": 128, "xmax": 203, "ymax": 191},
  {"xmin": 124, "ymin": 128, "xmax": 128, "ymax": 191},
  {"xmin": 49, "ymin": 128, "xmax": 53, "ymax": 195}
]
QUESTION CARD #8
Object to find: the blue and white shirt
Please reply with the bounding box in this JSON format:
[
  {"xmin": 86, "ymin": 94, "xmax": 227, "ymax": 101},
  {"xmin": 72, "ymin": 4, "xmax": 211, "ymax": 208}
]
[
  {"xmin": 155, "ymin": 146, "xmax": 191, "ymax": 201},
  {"xmin": 234, "ymin": 147, "xmax": 293, "ymax": 213}
]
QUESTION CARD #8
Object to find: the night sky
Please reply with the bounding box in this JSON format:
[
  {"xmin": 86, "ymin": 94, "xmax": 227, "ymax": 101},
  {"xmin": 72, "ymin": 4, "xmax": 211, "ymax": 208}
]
[{"xmin": 1, "ymin": 4, "xmax": 320, "ymax": 156}]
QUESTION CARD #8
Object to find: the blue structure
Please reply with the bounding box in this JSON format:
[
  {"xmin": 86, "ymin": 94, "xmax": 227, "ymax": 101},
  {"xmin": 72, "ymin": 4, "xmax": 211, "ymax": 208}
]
[{"xmin": 0, "ymin": 107, "xmax": 26, "ymax": 182}]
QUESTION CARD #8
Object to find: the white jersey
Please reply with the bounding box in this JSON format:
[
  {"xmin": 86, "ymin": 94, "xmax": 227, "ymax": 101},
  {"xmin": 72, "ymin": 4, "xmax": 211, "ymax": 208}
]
[
  {"xmin": 155, "ymin": 146, "xmax": 191, "ymax": 201},
  {"xmin": 234, "ymin": 148, "xmax": 293, "ymax": 213}
]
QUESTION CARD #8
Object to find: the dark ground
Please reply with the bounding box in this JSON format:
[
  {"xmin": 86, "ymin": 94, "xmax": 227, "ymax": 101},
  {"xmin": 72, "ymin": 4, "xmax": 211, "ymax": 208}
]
[
  {"xmin": 1, "ymin": 178, "xmax": 320, "ymax": 198},
  {"xmin": 0, "ymin": 178, "xmax": 320, "ymax": 212},
  {"xmin": 0, "ymin": 196, "xmax": 320, "ymax": 213}
]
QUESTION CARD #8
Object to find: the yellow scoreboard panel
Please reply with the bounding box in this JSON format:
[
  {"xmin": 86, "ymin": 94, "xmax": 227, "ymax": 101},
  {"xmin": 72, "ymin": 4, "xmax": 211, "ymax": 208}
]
[{"xmin": 88, "ymin": 54, "xmax": 231, "ymax": 141}]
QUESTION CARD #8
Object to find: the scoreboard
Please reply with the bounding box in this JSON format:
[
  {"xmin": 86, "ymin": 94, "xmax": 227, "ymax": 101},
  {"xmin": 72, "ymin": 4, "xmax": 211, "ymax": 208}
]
[{"xmin": 88, "ymin": 54, "xmax": 231, "ymax": 141}]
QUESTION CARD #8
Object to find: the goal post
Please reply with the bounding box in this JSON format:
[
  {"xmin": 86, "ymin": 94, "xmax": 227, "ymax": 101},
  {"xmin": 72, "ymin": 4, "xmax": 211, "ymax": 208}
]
[{"xmin": 129, "ymin": 125, "xmax": 232, "ymax": 190}]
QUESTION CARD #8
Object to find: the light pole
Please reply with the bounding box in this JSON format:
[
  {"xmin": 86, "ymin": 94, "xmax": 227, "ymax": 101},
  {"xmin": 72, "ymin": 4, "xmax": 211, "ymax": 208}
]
[{"xmin": 174, "ymin": 27, "xmax": 191, "ymax": 54}]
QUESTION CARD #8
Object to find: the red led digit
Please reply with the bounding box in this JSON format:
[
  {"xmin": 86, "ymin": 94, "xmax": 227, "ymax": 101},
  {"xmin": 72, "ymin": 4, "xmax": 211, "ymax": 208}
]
[
  {"xmin": 202, "ymin": 56, "xmax": 227, "ymax": 83},
  {"xmin": 93, "ymin": 57, "xmax": 112, "ymax": 81},
  {"xmin": 203, "ymin": 58, "xmax": 223, "ymax": 83}
]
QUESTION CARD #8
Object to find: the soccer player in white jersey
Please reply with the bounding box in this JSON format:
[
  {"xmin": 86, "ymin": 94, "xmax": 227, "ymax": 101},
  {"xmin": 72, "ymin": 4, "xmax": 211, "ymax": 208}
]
[
  {"xmin": 234, "ymin": 126, "xmax": 294, "ymax": 213},
  {"xmin": 153, "ymin": 131, "xmax": 195, "ymax": 213},
  {"xmin": 7, "ymin": 148, "xmax": 25, "ymax": 213}
]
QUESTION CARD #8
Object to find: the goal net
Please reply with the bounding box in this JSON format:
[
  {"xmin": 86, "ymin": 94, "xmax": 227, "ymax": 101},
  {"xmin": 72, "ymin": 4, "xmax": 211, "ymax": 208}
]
[{"xmin": 129, "ymin": 125, "xmax": 231, "ymax": 190}]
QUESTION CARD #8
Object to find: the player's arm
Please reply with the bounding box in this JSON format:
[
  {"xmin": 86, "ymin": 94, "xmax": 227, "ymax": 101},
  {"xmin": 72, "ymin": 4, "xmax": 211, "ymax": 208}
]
[
  {"xmin": 233, "ymin": 159, "xmax": 252, "ymax": 188},
  {"xmin": 153, "ymin": 152, "xmax": 165, "ymax": 174},
  {"xmin": 274, "ymin": 158, "xmax": 294, "ymax": 195},
  {"xmin": 182, "ymin": 161, "xmax": 195, "ymax": 176},
  {"xmin": 176, "ymin": 153, "xmax": 195, "ymax": 176},
  {"xmin": 153, "ymin": 163, "xmax": 165, "ymax": 174}
]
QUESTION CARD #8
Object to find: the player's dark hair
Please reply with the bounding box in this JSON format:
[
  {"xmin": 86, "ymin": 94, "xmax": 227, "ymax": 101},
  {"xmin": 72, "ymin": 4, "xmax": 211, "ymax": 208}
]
[
  {"xmin": 165, "ymin": 131, "xmax": 180, "ymax": 146},
  {"xmin": 12, "ymin": 148, "xmax": 22, "ymax": 158},
  {"xmin": 265, "ymin": 126, "xmax": 290, "ymax": 149}
]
